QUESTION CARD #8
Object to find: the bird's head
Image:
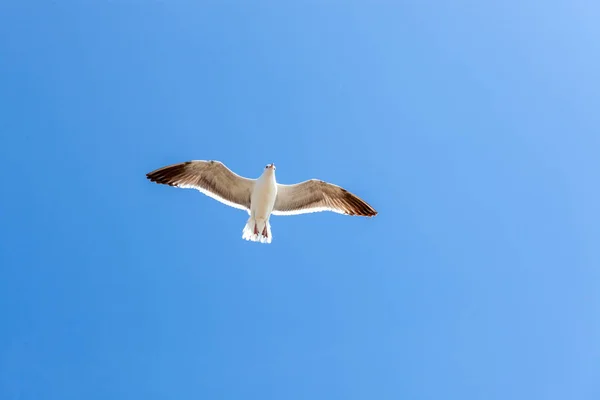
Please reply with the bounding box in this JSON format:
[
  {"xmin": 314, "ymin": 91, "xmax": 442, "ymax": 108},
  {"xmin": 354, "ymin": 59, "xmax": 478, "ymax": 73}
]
[{"xmin": 265, "ymin": 163, "xmax": 276, "ymax": 171}]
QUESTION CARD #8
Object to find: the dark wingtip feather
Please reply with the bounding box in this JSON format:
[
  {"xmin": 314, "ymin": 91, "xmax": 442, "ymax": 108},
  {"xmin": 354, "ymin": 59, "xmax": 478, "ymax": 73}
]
[
  {"xmin": 341, "ymin": 190, "xmax": 378, "ymax": 217},
  {"xmin": 146, "ymin": 162, "xmax": 190, "ymax": 187}
]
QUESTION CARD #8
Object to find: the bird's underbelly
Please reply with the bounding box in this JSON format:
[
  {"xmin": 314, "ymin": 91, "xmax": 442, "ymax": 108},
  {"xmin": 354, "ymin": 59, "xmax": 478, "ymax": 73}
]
[{"xmin": 251, "ymin": 183, "xmax": 277, "ymax": 219}]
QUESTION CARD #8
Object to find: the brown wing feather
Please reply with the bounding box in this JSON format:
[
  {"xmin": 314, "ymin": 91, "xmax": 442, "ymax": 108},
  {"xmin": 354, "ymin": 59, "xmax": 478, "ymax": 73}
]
[
  {"xmin": 146, "ymin": 160, "xmax": 254, "ymax": 211},
  {"xmin": 272, "ymin": 179, "xmax": 377, "ymax": 217}
]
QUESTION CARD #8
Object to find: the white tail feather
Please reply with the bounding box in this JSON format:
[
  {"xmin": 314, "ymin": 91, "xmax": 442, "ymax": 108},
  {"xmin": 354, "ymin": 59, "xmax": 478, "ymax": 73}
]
[{"xmin": 242, "ymin": 217, "xmax": 272, "ymax": 244}]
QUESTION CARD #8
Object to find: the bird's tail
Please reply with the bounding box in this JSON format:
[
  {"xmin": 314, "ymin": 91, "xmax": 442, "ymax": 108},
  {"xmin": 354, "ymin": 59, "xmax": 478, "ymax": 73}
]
[{"xmin": 242, "ymin": 217, "xmax": 272, "ymax": 244}]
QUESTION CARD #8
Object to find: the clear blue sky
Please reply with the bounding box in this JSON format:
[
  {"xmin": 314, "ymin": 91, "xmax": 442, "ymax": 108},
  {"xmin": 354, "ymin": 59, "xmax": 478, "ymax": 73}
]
[{"xmin": 1, "ymin": 1, "xmax": 599, "ymax": 399}]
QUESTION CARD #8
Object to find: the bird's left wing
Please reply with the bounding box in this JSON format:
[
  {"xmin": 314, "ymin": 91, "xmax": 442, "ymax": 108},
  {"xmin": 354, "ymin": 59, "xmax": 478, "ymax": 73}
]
[
  {"xmin": 272, "ymin": 179, "xmax": 377, "ymax": 217},
  {"xmin": 146, "ymin": 160, "xmax": 255, "ymax": 211}
]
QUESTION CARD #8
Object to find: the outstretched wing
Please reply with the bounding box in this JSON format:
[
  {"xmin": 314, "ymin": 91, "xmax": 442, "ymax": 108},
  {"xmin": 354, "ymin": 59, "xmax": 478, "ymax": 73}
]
[
  {"xmin": 272, "ymin": 179, "xmax": 377, "ymax": 217},
  {"xmin": 146, "ymin": 160, "xmax": 255, "ymax": 211}
]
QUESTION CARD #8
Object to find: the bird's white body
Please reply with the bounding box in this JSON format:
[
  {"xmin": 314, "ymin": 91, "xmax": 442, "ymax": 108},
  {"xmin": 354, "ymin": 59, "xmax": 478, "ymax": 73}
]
[
  {"xmin": 242, "ymin": 167, "xmax": 278, "ymax": 243},
  {"xmin": 146, "ymin": 160, "xmax": 377, "ymax": 244}
]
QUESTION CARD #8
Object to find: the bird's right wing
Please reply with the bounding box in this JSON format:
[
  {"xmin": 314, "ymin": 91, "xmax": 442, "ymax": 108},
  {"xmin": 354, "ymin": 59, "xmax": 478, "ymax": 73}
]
[
  {"xmin": 272, "ymin": 179, "xmax": 377, "ymax": 217},
  {"xmin": 146, "ymin": 160, "xmax": 255, "ymax": 211}
]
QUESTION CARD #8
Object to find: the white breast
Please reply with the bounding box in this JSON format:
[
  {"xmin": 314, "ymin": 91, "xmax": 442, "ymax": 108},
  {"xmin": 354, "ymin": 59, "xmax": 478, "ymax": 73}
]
[{"xmin": 250, "ymin": 170, "xmax": 278, "ymax": 219}]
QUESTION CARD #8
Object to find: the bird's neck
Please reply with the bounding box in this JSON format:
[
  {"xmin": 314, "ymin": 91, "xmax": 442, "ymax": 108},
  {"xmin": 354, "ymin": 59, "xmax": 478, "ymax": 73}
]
[{"xmin": 260, "ymin": 169, "xmax": 276, "ymax": 183}]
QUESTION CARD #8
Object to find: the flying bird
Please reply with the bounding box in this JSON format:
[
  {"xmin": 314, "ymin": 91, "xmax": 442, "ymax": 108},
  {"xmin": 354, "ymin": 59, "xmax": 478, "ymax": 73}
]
[{"xmin": 146, "ymin": 160, "xmax": 377, "ymax": 244}]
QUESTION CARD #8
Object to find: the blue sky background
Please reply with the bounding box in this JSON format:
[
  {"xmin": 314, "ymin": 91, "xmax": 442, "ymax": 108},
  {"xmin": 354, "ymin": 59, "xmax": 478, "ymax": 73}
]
[{"xmin": 1, "ymin": 1, "xmax": 599, "ymax": 399}]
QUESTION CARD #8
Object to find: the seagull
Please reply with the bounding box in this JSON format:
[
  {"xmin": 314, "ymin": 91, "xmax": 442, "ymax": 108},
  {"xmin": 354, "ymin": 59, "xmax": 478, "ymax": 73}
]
[{"xmin": 146, "ymin": 160, "xmax": 377, "ymax": 244}]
